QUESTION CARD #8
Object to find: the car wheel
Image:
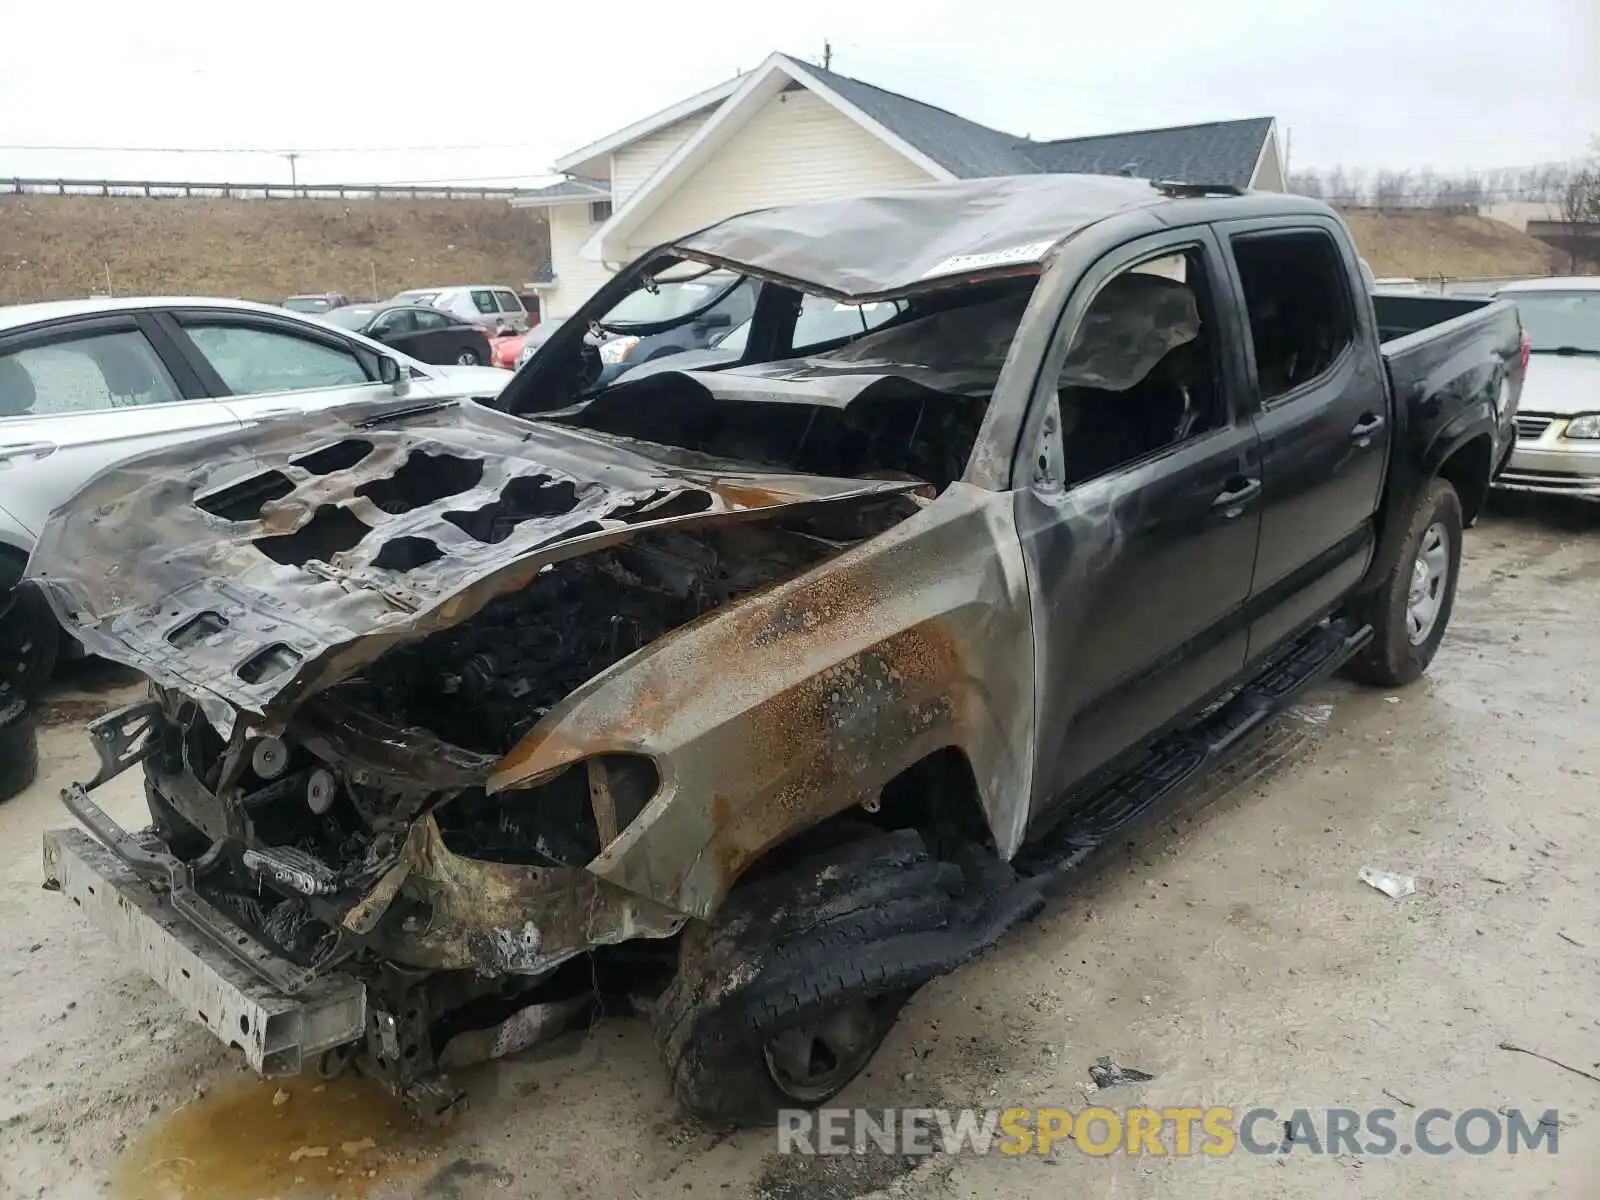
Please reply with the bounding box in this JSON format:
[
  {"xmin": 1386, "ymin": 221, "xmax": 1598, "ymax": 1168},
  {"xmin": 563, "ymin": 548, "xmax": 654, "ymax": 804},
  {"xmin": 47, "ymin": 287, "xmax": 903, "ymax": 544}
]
[
  {"xmin": 455, "ymin": 347, "xmax": 480, "ymax": 366},
  {"xmin": 654, "ymin": 829, "xmax": 959, "ymax": 1126},
  {"xmin": 1347, "ymin": 476, "xmax": 1463, "ymax": 688},
  {"xmin": 0, "ymin": 555, "xmax": 59, "ymax": 699},
  {"xmin": 0, "ymin": 688, "xmax": 39, "ymax": 803}
]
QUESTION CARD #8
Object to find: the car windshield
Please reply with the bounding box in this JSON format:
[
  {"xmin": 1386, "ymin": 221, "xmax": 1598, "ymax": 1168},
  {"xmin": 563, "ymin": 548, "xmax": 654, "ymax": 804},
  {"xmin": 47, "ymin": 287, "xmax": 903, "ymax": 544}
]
[
  {"xmin": 601, "ymin": 274, "xmax": 739, "ymax": 326},
  {"xmin": 1506, "ymin": 292, "xmax": 1600, "ymax": 354},
  {"xmin": 283, "ymin": 297, "xmax": 331, "ymax": 313},
  {"xmin": 398, "ymin": 291, "xmax": 439, "ymax": 306},
  {"xmin": 321, "ymin": 307, "xmax": 377, "ymax": 330}
]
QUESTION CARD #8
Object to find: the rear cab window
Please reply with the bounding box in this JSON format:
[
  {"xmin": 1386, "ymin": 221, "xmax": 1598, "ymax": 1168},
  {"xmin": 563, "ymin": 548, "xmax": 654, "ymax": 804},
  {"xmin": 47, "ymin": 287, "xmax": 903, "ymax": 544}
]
[
  {"xmin": 1230, "ymin": 230, "xmax": 1355, "ymax": 402},
  {"xmin": 494, "ymin": 291, "xmax": 524, "ymax": 314},
  {"xmin": 471, "ymin": 291, "xmax": 499, "ymax": 315}
]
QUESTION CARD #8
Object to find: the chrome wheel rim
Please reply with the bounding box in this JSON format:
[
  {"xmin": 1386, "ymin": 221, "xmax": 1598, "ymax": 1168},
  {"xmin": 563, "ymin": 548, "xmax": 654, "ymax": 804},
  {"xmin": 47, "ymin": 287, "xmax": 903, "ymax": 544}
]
[
  {"xmin": 762, "ymin": 999, "xmax": 896, "ymax": 1103},
  {"xmin": 457, "ymin": 350, "xmax": 477, "ymax": 365},
  {"xmin": 1406, "ymin": 521, "xmax": 1450, "ymax": 645}
]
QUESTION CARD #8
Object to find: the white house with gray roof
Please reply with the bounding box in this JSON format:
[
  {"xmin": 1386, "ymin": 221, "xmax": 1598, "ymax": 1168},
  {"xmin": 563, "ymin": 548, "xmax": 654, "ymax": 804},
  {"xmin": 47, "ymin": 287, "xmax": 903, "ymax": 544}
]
[{"xmin": 513, "ymin": 52, "xmax": 1284, "ymax": 320}]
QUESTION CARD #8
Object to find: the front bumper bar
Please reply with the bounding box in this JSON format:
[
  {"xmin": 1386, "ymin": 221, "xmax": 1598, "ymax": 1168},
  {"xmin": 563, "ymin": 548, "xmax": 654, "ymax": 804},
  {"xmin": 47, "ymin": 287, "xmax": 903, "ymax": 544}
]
[{"xmin": 43, "ymin": 826, "xmax": 366, "ymax": 1076}]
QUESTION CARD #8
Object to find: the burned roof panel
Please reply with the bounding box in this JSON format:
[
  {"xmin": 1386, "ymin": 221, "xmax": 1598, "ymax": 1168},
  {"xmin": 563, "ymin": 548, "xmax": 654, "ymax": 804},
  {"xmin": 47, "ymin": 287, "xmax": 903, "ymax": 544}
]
[{"xmin": 671, "ymin": 173, "xmax": 1166, "ymax": 299}]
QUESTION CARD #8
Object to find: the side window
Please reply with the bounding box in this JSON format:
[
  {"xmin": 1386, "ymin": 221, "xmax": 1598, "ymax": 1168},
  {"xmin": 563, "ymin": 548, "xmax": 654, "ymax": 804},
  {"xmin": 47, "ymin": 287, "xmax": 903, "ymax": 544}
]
[
  {"xmin": 1230, "ymin": 230, "xmax": 1354, "ymax": 402},
  {"xmin": 370, "ymin": 309, "xmax": 415, "ymax": 337},
  {"xmin": 0, "ymin": 329, "xmax": 183, "ymax": 417},
  {"xmin": 495, "ymin": 291, "xmax": 524, "ymax": 314},
  {"xmin": 184, "ymin": 323, "xmax": 370, "ymax": 395},
  {"xmin": 412, "ymin": 309, "xmax": 451, "ymax": 331},
  {"xmin": 1054, "ymin": 246, "xmax": 1224, "ymax": 487},
  {"xmin": 794, "ymin": 298, "xmax": 902, "ymax": 353},
  {"xmin": 470, "ymin": 290, "xmax": 499, "ymax": 315}
]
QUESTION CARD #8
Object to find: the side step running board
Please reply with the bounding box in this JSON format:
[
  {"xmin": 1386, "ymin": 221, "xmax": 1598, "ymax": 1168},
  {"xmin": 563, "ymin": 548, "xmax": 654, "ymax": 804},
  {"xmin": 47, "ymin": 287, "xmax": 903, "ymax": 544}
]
[{"xmin": 1018, "ymin": 618, "xmax": 1371, "ymax": 882}]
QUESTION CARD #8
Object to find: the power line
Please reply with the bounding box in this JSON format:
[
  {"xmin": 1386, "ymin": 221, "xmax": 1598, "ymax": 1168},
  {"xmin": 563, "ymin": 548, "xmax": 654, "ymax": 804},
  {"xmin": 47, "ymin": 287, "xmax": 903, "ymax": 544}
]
[{"xmin": 0, "ymin": 141, "xmax": 540, "ymax": 155}]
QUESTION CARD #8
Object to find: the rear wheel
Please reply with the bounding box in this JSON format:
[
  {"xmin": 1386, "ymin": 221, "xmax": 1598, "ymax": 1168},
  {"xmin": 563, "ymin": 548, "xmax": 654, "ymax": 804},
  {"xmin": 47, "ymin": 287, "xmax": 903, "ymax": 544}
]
[
  {"xmin": 1347, "ymin": 476, "xmax": 1463, "ymax": 687},
  {"xmin": 455, "ymin": 347, "xmax": 480, "ymax": 366}
]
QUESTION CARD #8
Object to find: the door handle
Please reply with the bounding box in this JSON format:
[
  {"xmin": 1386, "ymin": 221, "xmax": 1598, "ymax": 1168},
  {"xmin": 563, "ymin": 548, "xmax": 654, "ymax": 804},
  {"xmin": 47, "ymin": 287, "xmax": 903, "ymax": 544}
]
[
  {"xmin": 1350, "ymin": 413, "xmax": 1386, "ymax": 439},
  {"xmin": 0, "ymin": 440, "xmax": 57, "ymax": 464},
  {"xmin": 1211, "ymin": 477, "xmax": 1261, "ymax": 516}
]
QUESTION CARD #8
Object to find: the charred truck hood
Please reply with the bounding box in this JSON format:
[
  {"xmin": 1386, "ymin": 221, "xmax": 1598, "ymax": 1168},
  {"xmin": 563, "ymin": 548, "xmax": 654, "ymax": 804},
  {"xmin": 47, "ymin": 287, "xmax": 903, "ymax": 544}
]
[{"xmin": 29, "ymin": 399, "xmax": 921, "ymax": 738}]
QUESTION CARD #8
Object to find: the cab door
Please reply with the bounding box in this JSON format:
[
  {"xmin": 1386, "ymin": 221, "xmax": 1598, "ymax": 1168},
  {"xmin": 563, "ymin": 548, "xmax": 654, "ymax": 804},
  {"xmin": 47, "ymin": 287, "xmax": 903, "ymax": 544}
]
[
  {"xmin": 1012, "ymin": 229, "xmax": 1265, "ymax": 822},
  {"xmin": 1215, "ymin": 219, "xmax": 1391, "ymax": 660}
]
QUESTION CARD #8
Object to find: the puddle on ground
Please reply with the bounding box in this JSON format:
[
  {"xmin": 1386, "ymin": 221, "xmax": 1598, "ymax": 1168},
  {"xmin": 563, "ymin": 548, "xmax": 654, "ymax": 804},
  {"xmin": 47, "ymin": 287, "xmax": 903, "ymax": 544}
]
[{"xmin": 110, "ymin": 1074, "xmax": 444, "ymax": 1199}]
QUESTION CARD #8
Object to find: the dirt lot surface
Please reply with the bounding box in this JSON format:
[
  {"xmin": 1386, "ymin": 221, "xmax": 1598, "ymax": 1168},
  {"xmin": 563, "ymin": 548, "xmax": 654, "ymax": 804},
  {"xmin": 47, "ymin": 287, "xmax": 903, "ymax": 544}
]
[{"xmin": 1, "ymin": 494, "xmax": 1597, "ymax": 1200}]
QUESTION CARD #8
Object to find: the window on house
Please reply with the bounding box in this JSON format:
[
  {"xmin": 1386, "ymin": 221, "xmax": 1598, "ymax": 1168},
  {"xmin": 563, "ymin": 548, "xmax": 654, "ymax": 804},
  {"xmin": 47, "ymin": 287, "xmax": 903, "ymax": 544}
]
[
  {"xmin": 1230, "ymin": 230, "xmax": 1354, "ymax": 402},
  {"xmin": 590, "ymin": 200, "xmax": 613, "ymax": 224},
  {"xmin": 1053, "ymin": 246, "xmax": 1224, "ymax": 486}
]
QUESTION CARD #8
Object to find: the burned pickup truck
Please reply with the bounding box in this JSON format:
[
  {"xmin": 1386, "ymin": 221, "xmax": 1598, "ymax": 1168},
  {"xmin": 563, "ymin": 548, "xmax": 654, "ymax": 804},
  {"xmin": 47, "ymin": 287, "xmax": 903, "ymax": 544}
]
[{"xmin": 35, "ymin": 176, "xmax": 1522, "ymax": 1124}]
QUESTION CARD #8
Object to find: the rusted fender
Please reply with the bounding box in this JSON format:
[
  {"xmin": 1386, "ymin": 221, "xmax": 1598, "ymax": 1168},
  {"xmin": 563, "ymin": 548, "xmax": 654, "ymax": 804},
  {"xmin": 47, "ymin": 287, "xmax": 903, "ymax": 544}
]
[{"xmin": 488, "ymin": 483, "xmax": 1037, "ymax": 919}]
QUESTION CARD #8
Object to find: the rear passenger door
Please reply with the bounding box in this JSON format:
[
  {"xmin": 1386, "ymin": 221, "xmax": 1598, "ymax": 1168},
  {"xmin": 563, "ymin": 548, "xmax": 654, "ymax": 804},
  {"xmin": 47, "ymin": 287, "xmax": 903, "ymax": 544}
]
[
  {"xmin": 1218, "ymin": 220, "xmax": 1391, "ymax": 661},
  {"xmin": 161, "ymin": 311, "xmax": 397, "ymax": 425},
  {"xmin": 0, "ymin": 316, "xmax": 240, "ymax": 537},
  {"xmin": 1015, "ymin": 230, "xmax": 1264, "ymax": 818}
]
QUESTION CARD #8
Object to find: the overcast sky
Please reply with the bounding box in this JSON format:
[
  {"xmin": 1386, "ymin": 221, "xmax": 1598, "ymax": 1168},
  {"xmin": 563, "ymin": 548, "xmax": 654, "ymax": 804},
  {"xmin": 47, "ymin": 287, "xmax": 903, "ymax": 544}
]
[{"xmin": 1, "ymin": 0, "xmax": 1595, "ymax": 187}]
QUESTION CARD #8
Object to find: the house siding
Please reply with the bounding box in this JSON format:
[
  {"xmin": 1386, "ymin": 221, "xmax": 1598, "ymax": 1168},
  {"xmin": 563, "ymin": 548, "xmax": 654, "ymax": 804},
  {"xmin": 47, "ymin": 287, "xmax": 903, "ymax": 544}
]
[
  {"xmin": 625, "ymin": 89, "xmax": 934, "ymax": 256},
  {"xmin": 541, "ymin": 203, "xmax": 619, "ymax": 319},
  {"xmin": 1252, "ymin": 137, "xmax": 1286, "ymax": 192},
  {"xmin": 611, "ymin": 114, "xmax": 708, "ymax": 207}
]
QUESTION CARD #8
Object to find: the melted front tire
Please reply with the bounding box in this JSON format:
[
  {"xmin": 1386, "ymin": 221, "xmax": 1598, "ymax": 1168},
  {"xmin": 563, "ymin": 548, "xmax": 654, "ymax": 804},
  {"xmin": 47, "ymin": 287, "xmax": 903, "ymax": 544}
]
[{"xmin": 653, "ymin": 829, "xmax": 961, "ymax": 1126}]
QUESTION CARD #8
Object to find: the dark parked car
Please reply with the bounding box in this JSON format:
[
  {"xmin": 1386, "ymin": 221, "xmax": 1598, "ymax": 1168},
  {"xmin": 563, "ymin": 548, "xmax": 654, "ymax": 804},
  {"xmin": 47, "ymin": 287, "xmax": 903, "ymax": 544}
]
[
  {"xmin": 320, "ymin": 303, "xmax": 494, "ymax": 367},
  {"xmin": 38, "ymin": 176, "xmax": 1521, "ymax": 1128}
]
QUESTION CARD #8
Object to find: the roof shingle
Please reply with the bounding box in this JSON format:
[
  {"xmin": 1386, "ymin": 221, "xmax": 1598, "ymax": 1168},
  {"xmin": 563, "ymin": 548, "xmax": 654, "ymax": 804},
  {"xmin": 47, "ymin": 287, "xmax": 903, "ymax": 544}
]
[{"xmin": 786, "ymin": 57, "xmax": 1273, "ymax": 190}]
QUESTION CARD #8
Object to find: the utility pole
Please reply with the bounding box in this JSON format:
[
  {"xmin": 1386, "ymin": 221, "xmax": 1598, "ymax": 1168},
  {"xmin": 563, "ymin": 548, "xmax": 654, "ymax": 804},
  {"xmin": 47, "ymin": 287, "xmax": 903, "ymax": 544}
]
[
  {"xmin": 822, "ymin": 40, "xmax": 833, "ymax": 70},
  {"xmin": 284, "ymin": 151, "xmax": 300, "ymax": 191}
]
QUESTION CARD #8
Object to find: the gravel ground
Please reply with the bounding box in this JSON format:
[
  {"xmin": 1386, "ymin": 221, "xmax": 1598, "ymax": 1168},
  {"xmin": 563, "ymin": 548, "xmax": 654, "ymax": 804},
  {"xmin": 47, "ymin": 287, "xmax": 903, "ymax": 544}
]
[{"xmin": 1, "ymin": 493, "xmax": 1597, "ymax": 1200}]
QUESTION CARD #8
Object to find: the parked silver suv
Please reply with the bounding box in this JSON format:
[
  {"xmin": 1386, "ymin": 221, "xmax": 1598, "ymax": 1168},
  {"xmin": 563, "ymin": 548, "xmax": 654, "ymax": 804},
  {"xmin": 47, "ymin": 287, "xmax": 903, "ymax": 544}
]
[{"xmin": 389, "ymin": 285, "xmax": 529, "ymax": 333}]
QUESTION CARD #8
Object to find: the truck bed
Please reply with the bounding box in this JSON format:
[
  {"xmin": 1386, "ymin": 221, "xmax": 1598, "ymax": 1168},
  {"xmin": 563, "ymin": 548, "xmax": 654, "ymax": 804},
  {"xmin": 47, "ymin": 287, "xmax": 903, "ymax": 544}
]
[{"xmin": 1375, "ymin": 292, "xmax": 1523, "ymax": 419}]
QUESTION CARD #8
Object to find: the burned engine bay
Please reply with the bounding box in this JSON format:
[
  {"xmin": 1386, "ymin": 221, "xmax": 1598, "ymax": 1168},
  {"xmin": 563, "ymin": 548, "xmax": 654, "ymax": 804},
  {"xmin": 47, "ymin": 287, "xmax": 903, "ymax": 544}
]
[{"xmin": 140, "ymin": 514, "xmax": 879, "ymax": 972}]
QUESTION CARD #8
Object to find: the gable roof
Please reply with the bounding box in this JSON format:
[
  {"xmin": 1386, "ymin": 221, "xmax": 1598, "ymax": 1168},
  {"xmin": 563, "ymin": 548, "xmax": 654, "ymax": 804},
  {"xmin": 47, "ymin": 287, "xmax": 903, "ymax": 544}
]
[
  {"xmin": 550, "ymin": 53, "xmax": 1279, "ymax": 265},
  {"xmin": 793, "ymin": 62, "xmax": 1036, "ymax": 178},
  {"xmin": 1021, "ymin": 117, "xmax": 1277, "ymax": 190}
]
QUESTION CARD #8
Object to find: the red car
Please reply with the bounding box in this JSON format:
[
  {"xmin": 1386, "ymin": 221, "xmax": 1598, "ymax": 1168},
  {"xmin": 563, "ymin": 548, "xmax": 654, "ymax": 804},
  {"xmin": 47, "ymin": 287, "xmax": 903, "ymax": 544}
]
[{"xmin": 489, "ymin": 331, "xmax": 525, "ymax": 370}]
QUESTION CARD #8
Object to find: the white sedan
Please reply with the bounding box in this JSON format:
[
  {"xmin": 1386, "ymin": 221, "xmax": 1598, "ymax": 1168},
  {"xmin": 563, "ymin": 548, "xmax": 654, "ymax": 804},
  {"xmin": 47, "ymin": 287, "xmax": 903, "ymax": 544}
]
[{"xmin": 0, "ymin": 296, "xmax": 511, "ymax": 691}]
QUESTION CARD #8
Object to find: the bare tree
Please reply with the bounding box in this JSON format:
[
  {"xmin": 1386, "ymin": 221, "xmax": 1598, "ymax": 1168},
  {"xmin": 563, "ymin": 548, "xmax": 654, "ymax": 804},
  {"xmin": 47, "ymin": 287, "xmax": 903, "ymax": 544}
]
[
  {"xmin": 1373, "ymin": 170, "xmax": 1412, "ymax": 208},
  {"xmin": 1287, "ymin": 171, "xmax": 1325, "ymax": 199}
]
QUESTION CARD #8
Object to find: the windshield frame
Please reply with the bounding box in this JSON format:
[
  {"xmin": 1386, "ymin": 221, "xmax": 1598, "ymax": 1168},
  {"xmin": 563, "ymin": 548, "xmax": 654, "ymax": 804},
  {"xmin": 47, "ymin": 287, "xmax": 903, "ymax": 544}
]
[{"xmin": 596, "ymin": 268, "xmax": 748, "ymax": 334}]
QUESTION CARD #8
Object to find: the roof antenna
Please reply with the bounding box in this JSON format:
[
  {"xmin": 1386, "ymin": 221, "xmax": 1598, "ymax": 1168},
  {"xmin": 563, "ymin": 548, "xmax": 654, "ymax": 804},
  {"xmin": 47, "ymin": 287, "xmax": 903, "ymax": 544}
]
[{"xmin": 822, "ymin": 39, "xmax": 833, "ymax": 70}]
